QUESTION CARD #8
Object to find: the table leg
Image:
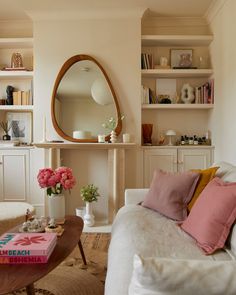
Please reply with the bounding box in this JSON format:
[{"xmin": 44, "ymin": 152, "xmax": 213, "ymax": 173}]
[
  {"xmin": 78, "ymin": 239, "xmax": 87, "ymax": 265},
  {"xmin": 26, "ymin": 283, "xmax": 35, "ymax": 295}
]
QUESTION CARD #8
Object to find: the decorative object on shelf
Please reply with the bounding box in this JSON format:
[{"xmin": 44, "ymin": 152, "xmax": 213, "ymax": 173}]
[
  {"xmin": 11, "ymin": 52, "xmax": 23, "ymax": 68},
  {"xmin": 170, "ymin": 49, "xmax": 193, "ymax": 69},
  {"xmin": 98, "ymin": 134, "xmax": 106, "ymax": 143},
  {"xmin": 6, "ymin": 112, "xmax": 32, "ymax": 144},
  {"xmin": 0, "ymin": 99, "xmax": 6, "ymax": 105},
  {"xmin": 37, "ymin": 167, "xmax": 76, "ymax": 222},
  {"xmin": 73, "ymin": 130, "xmax": 92, "ymax": 140},
  {"xmin": 6, "ymin": 85, "xmax": 14, "ymax": 105},
  {"xmin": 160, "ymin": 57, "xmax": 168, "ymax": 67},
  {"xmin": 20, "ymin": 216, "xmax": 45, "ymax": 233},
  {"xmin": 123, "ymin": 133, "xmax": 130, "ymax": 143},
  {"xmin": 0, "ymin": 121, "xmax": 12, "ymax": 140},
  {"xmin": 81, "ymin": 184, "xmax": 100, "ymax": 227},
  {"xmin": 181, "ymin": 83, "xmax": 195, "ymax": 104},
  {"xmin": 159, "ymin": 96, "xmax": 172, "ymax": 104},
  {"xmin": 142, "ymin": 124, "xmax": 153, "ymax": 145},
  {"xmin": 45, "ymin": 218, "xmax": 64, "ymax": 236},
  {"xmin": 102, "ymin": 115, "xmax": 124, "ymax": 143},
  {"xmin": 165, "ymin": 130, "xmax": 176, "ymax": 146},
  {"xmin": 158, "ymin": 133, "xmax": 165, "ymax": 145}
]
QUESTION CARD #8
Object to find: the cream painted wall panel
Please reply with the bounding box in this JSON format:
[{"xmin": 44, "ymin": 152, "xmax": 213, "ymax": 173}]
[
  {"xmin": 33, "ymin": 19, "xmax": 141, "ymax": 219},
  {"xmin": 209, "ymin": 0, "xmax": 236, "ymax": 164}
]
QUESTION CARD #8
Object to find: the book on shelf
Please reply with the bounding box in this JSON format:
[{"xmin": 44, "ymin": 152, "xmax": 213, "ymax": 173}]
[
  {"xmin": 194, "ymin": 79, "xmax": 214, "ymax": 104},
  {"xmin": 0, "ymin": 232, "xmax": 57, "ymax": 257},
  {"xmin": 141, "ymin": 85, "xmax": 158, "ymax": 104},
  {"xmin": 141, "ymin": 53, "xmax": 153, "ymax": 69},
  {"xmin": 13, "ymin": 90, "xmax": 32, "ymax": 105}
]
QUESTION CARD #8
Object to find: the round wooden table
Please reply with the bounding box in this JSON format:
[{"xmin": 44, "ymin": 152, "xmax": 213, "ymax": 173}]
[{"xmin": 0, "ymin": 215, "xmax": 85, "ymax": 295}]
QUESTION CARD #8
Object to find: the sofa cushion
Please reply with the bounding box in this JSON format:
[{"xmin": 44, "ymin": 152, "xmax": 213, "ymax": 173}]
[
  {"xmin": 142, "ymin": 169, "xmax": 200, "ymax": 221},
  {"xmin": 188, "ymin": 166, "xmax": 219, "ymax": 211},
  {"xmin": 129, "ymin": 254, "xmax": 236, "ymax": 295},
  {"xmin": 181, "ymin": 177, "xmax": 236, "ymax": 254}
]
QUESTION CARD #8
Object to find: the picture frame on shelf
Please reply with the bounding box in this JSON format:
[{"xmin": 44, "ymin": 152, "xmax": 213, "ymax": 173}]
[
  {"xmin": 170, "ymin": 49, "xmax": 193, "ymax": 69},
  {"xmin": 6, "ymin": 112, "xmax": 32, "ymax": 144}
]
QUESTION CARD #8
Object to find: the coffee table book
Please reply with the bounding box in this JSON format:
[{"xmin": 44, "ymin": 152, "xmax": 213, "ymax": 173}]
[{"xmin": 0, "ymin": 232, "xmax": 57, "ymax": 264}]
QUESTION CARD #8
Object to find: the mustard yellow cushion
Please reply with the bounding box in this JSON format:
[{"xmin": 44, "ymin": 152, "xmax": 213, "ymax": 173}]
[{"xmin": 188, "ymin": 167, "xmax": 219, "ymax": 211}]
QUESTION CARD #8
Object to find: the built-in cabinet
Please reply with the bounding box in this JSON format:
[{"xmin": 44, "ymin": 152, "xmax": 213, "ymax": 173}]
[
  {"xmin": 143, "ymin": 146, "xmax": 213, "ymax": 187},
  {"xmin": 0, "ymin": 148, "xmax": 30, "ymax": 202}
]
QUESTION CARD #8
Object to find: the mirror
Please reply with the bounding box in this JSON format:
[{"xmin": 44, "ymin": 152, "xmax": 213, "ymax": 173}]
[{"xmin": 51, "ymin": 54, "xmax": 122, "ymax": 142}]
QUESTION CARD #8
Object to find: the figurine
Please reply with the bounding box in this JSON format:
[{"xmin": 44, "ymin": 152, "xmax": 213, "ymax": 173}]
[
  {"xmin": 158, "ymin": 133, "xmax": 165, "ymax": 145},
  {"xmin": 6, "ymin": 85, "xmax": 14, "ymax": 105}
]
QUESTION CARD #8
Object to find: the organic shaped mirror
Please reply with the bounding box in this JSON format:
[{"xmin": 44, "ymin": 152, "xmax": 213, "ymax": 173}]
[{"xmin": 51, "ymin": 54, "xmax": 122, "ymax": 142}]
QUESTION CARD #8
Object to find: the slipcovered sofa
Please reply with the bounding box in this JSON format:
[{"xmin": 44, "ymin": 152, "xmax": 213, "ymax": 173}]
[{"xmin": 105, "ymin": 162, "xmax": 236, "ymax": 295}]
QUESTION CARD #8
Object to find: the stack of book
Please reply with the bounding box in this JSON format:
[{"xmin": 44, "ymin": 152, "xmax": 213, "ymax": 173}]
[
  {"xmin": 141, "ymin": 85, "xmax": 157, "ymax": 104},
  {"xmin": 195, "ymin": 79, "xmax": 214, "ymax": 104},
  {"xmin": 0, "ymin": 232, "xmax": 57, "ymax": 264},
  {"xmin": 141, "ymin": 53, "xmax": 153, "ymax": 69},
  {"xmin": 13, "ymin": 90, "xmax": 32, "ymax": 105}
]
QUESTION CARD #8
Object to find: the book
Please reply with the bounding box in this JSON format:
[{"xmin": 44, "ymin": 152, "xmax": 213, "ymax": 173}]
[
  {"xmin": 0, "ymin": 241, "xmax": 56, "ymax": 264},
  {"xmin": 0, "ymin": 232, "xmax": 57, "ymax": 256}
]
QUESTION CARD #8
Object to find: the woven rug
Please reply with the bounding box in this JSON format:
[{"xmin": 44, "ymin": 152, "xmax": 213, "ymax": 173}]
[{"xmin": 8, "ymin": 233, "xmax": 111, "ymax": 295}]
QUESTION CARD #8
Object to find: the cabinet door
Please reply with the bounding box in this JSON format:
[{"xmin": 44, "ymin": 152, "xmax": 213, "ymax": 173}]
[
  {"xmin": 144, "ymin": 149, "xmax": 177, "ymax": 187},
  {"xmin": 0, "ymin": 149, "xmax": 29, "ymax": 202},
  {"xmin": 177, "ymin": 148, "xmax": 212, "ymax": 172}
]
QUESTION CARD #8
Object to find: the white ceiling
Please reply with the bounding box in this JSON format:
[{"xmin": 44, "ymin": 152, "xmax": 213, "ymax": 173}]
[{"xmin": 0, "ymin": 0, "xmax": 215, "ymax": 21}]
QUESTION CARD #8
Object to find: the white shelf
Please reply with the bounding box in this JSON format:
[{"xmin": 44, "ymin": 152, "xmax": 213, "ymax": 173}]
[
  {"xmin": 0, "ymin": 38, "xmax": 33, "ymax": 49},
  {"xmin": 141, "ymin": 35, "xmax": 213, "ymax": 47},
  {"xmin": 0, "ymin": 70, "xmax": 33, "ymax": 78},
  {"xmin": 142, "ymin": 104, "xmax": 214, "ymax": 110},
  {"xmin": 141, "ymin": 69, "xmax": 213, "ymax": 78},
  {"xmin": 0, "ymin": 105, "xmax": 33, "ymax": 111}
]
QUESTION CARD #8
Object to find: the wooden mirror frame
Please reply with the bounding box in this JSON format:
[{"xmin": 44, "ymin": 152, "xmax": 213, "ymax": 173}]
[{"xmin": 51, "ymin": 54, "xmax": 122, "ymax": 142}]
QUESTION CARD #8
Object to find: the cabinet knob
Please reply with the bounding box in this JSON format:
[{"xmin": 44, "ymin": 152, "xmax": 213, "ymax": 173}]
[{"xmin": 178, "ymin": 160, "xmax": 183, "ymax": 164}]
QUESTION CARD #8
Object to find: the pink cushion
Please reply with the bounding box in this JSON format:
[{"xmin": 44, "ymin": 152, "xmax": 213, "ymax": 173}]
[
  {"xmin": 181, "ymin": 177, "xmax": 236, "ymax": 254},
  {"xmin": 142, "ymin": 169, "xmax": 200, "ymax": 221}
]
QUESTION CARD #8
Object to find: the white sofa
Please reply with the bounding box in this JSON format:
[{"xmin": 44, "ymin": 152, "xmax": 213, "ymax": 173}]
[{"xmin": 105, "ymin": 162, "xmax": 236, "ymax": 295}]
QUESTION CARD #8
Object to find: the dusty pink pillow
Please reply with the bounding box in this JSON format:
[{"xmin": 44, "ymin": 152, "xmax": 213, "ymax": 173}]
[
  {"xmin": 142, "ymin": 169, "xmax": 200, "ymax": 221},
  {"xmin": 181, "ymin": 177, "xmax": 236, "ymax": 254}
]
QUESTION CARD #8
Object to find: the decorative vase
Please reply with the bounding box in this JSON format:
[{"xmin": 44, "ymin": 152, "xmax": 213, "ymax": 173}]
[
  {"xmin": 110, "ymin": 130, "xmax": 117, "ymax": 143},
  {"xmin": 181, "ymin": 83, "xmax": 195, "ymax": 104},
  {"xmin": 2, "ymin": 134, "xmax": 11, "ymax": 141},
  {"xmin": 84, "ymin": 202, "xmax": 95, "ymax": 227},
  {"xmin": 48, "ymin": 194, "xmax": 65, "ymax": 221}
]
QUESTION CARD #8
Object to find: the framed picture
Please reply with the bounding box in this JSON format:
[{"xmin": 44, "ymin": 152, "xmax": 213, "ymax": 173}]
[
  {"xmin": 170, "ymin": 49, "xmax": 193, "ymax": 69},
  {"xmin": 6, "ymin": 112, "xmax": 32, "ymax": 143}
]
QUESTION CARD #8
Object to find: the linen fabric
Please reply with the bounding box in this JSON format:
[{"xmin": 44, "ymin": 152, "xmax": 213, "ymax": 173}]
[
  {"xmin": 188, "ymin": 166, "xmax": 219, "ymax": 210},
  {"xmin": 142, "ymin": 169, "xmax": 200, "ymax": 221},
  {"xmin": 128, "ymin": 254, "xmax": 236, "ymax": 295},
  {"xmin": 181, "ymin": 177, "xmax": 236, "ymax": 254}
]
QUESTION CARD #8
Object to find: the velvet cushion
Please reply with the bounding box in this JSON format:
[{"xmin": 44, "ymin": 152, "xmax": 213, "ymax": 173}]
[
  {"xmin": 181, "ymin": 177, "xmax": 236, "ymax": 254},
  {"xmin": 188, "ymin": 166, "xmax": 219, "ymax": 211},
  {"xmin": 142, "ymin": 169, "xmax": 200, "ymax": 221},
  {"xmin": 129, "ymin": 254, "xmax": 236, "ymax": 295}
]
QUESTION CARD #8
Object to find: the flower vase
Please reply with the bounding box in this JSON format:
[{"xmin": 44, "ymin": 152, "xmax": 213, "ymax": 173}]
[
  {"xmin": 84, "ymin": 202, "xmax": 95, "ymax": 227},
  {"xmin": 48, "ymin": 194, "xmax": 65, "ymax": 221},
  {"xmin": 110, "ymin": 130, "xmax": 117, "ymax": 143}
]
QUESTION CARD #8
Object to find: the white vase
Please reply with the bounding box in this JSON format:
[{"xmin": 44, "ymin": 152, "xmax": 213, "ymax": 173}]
[
  {"xmin": 110, "ymin": 130, "xmax": 117, "ymax": 143},
  {"xmin": 84, "ymin": 202, "xmax": 95, "ymax": 227},
  {"xmin": 48, "ymin": 194, "xmax": 65, "ymax": 220}
]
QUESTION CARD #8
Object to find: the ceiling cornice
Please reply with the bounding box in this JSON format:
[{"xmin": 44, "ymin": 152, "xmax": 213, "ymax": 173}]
[
  {"xmin": 205, "ymin": 0, "xmax": 229, "ymax": 24},
  {"xmin": 26, "ymin": 7, "xmax": 146, "ymax": 21}
]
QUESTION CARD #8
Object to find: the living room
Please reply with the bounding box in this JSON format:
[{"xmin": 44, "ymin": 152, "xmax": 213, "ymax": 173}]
[{"xmin": 0, "ymin": 0, "xmax": 236, "ymax": 294}]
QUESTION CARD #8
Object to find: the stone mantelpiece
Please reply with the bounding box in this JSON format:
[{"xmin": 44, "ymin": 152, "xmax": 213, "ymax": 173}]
[{"xmin": 34, "ymin": 142, "xmax": 136, "ymax": 222}]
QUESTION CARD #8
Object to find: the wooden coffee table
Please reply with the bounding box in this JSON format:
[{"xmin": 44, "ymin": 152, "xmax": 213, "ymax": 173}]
[{"xmin": 0, "ymin": 215, "xmax": 86, "ymax": 295}]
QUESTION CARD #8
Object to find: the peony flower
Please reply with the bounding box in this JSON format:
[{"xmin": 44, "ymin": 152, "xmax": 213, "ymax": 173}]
[{"xmin": 37, "ymin": 166, "xmax": 76, "ymax": 196}]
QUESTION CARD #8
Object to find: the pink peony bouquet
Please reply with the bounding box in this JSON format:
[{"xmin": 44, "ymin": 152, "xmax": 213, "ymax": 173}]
[{"xmin": 37, "ymin": 167, "xmax": 76, "ymax": 196}]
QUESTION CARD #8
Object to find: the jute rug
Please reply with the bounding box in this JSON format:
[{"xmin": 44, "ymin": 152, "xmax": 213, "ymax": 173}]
[{"xmin": 9, "ymin": 233, "xmax": 111, "ymax": 295}]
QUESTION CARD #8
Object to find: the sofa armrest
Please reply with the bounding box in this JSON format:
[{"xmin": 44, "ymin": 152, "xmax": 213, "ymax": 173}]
[{"xmin": 125, "ymin": 189, "xmax": 148, "ymax": 205}]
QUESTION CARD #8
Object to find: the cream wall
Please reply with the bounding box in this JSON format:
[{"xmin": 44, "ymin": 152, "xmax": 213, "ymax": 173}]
[
  {"xmin": 33, "ymin": 18, "xmax": 141, "ymax": 220},
  {"xmin": 208, "ymin": 0, "xmax": 236, "ymax": 164}
]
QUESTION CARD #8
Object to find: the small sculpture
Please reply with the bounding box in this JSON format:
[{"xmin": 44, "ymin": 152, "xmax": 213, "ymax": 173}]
[
  {"xmin": 181, "ymin": 83, "xmax": 195, "ymax": 104},
  {"xmin": 6, "ymin": 85, "xmax": 14, "ymax": 105},
  {"xmin": 11, "ymin": 52, "xmax": 23, "ymax": 68}
]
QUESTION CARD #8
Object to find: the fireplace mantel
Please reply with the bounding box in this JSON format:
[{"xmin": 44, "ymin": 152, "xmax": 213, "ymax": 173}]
[{"xmin": 34, "ymin": 142, "xmax": 136, "ymax": 222}]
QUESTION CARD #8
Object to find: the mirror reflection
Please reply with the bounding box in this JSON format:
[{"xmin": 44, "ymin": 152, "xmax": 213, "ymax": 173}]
[{"xmin": 51, "ymin": 55, "xmax": 121, "ymax": 142}]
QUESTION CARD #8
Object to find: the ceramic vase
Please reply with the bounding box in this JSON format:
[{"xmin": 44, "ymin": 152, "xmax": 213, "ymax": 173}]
[
  {"xmin": 84, "ymin": 202, "xmax": 95, "ymax": 227},
  {"xmin": 48, "ymin": 194, "xmax": 65, "ymax": 220},
  {"xmin": 110, "ymin": 130, "xmax": 117, "ymax": 143}
]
